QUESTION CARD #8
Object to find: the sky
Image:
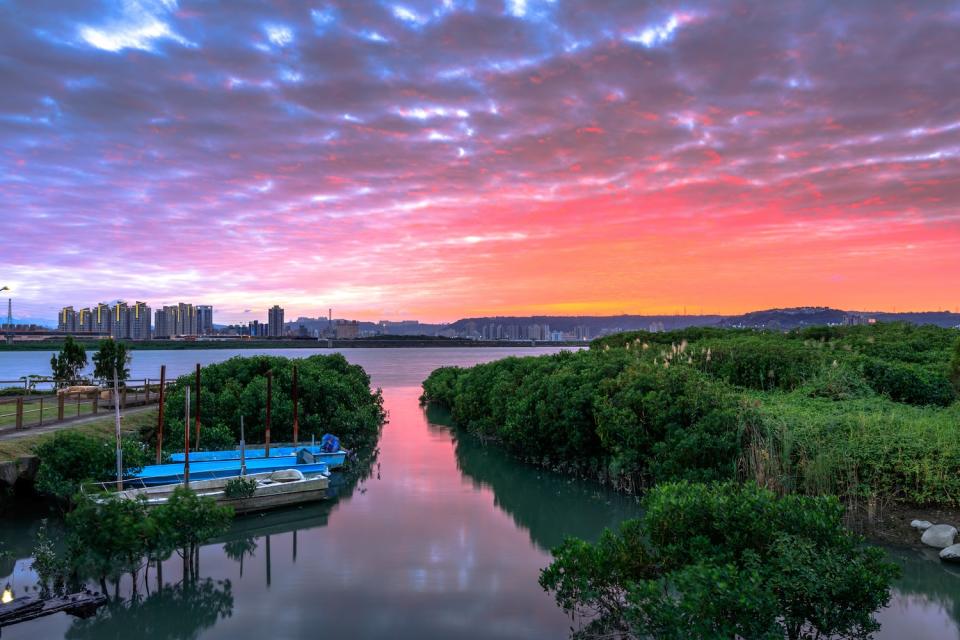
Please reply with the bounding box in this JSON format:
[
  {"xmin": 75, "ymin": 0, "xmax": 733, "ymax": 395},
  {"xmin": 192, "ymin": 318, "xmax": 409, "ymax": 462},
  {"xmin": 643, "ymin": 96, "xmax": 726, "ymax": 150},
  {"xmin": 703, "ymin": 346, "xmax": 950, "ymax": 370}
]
[{"xmin": 1, "ymin": 0, "xmax": 959, "ymax": 325}]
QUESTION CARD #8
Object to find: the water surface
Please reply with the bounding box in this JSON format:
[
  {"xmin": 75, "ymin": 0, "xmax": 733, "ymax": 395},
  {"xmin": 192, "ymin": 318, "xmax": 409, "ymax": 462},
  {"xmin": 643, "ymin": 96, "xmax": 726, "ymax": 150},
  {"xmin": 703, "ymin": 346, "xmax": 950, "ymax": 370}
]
[{"xmin": 0, "ymin": 348, "xmax": 957, "ymax": 639}]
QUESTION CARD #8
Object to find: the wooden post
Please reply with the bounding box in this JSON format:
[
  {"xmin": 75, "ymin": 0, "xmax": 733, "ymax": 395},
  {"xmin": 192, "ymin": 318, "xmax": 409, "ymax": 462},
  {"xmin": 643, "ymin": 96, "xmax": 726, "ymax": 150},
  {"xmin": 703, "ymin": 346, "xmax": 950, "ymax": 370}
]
[
  {"xmin": 194, "ymin": 363, "xmax": 201, "ymax": 450},
  {"xmin": 76, "ymin": 391, "xmax": 81, "ymax": 417},
  {"xmin": 184, "ymin": 386, "xmax": 191, "ymax": 487},
  {"xmin": 122, "ymin": 386, "xmax": 128, "ymax": 410},
  {"xmin": 57, "ymin": 393, "xmax": 65, "ymax": 421},
  {"xmin": 292, "ymin": 365, "xmax": 299, "ymax": 445},
  {"xmin": 145, "ymin": 378, "xmax": 150, "ymax": 403},
  {"xmin": 38, "ymin": 396, "xmax": 44, "ymax": 426},
  {"xmin": 92, "ymin": 391, "xmax": 99, "ymax": 415},
  {"xmin": 156, "ymin": 366, "xmax": 166, "ymax": 465},
  {"xmin": 15, "ymin": 397, "xmax": 23, "ymax": 430},
  {"xmin": 265, "ymin": 371, "xmax": 272, "ymax": 456},
  {"xmin": 113, "ymin": 367, "xmax": 123, "ymax": 491}
]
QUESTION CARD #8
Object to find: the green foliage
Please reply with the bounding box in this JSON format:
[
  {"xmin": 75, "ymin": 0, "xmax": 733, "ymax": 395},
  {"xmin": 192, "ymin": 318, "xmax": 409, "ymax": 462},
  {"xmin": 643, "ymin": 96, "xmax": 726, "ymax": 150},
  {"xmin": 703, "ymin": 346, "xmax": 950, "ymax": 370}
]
[
  {"xmin": 66, "ymin": 494, "xmax": 155, "ymax": 580},
  {"xmin": 62, "ymin": 488, "xmax": 232, "ymax": 582},
  {"xmin": 34, "ymin": 431, "xmax": 150, "ymax": 501},
  {"xmin": 50, "ymin": 337, "xmax": 88, "ymax": 387},
  {"xmin": 223, "ymin": 476, "xmax": 257, "ymax": 499},
  {"xmin": 950, "ymin": 337, "xmax": 960, "ymax": 392},
  {"xmin": 862, "ymin": 358, "xmax": 956, "ymax": 406},
  {"xmin": 151, "ymin": 487, "xmax": 233, "ymax": 555},
  {"xmin": 160, "ymin": 354, "xmax": 384, "ymax": 453},
  {"xmin": 424, "ymin": 323, "xmax": 960, "ymax": 505},
  {"xmin": 541, "ymin": 482, "xmax": 899, "ymax": 640},
  {"xmin": 92, "ymin": 339, "xmax": 130, "ymax": 382}
]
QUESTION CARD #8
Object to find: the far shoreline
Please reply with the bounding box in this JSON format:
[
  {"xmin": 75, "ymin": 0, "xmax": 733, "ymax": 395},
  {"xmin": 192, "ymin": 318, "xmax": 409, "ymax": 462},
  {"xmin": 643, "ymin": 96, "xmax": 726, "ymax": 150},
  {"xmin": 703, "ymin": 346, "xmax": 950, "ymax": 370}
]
[{"xmin": 0, "ymin": 337, "xmax": 589, "ymax": 351}]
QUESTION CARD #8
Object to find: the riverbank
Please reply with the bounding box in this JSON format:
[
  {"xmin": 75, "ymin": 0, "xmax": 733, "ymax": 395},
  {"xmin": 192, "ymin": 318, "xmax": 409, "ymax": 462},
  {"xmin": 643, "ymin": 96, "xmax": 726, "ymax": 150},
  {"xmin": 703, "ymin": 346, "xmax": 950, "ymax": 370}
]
[
  {"xmin": 0, "ymin": 408, "xmax": 156, "ymax": 493},
  {"xmin": 0, "ymin": 337, "xmax": 586, "ymax": 351},
  {"xmin": 421, "ymin": 325, "xmax": 960, "ymax": 513}
]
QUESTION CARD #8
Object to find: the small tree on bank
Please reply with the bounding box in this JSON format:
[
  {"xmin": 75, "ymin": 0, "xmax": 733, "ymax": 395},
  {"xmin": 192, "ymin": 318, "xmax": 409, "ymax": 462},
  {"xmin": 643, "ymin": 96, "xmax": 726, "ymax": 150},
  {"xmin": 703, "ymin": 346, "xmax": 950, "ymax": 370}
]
[
  {"xmin": 92, "ymin": 338, "xmax": 130, "ymax": 383},
  {"xmin": 50, "ymin": 336, "xmax": 87, "ymax": 388},
  {"xmin": 540, "ymin": 481, "xmax": 900, "ymax": 640}
]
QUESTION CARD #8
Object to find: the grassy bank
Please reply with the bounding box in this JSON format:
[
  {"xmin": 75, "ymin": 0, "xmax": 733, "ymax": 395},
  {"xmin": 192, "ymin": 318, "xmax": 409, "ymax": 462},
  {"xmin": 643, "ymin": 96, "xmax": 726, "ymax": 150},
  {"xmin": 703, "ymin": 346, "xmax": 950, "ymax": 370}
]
[
  {"xmin": 0, "ymin": 408, "xmax": 157, "ymax": 464},
  {"xmin": 421, "ymin": 323, "xmax": 960, "ymax": 507}
]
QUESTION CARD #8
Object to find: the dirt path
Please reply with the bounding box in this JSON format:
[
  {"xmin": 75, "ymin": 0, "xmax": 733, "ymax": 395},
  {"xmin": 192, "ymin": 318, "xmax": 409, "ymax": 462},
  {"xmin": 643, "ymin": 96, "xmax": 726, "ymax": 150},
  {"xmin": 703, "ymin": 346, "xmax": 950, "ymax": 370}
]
[{"xmin": 0, "ymin": 405, "xmax": 155, "ymax": 442}]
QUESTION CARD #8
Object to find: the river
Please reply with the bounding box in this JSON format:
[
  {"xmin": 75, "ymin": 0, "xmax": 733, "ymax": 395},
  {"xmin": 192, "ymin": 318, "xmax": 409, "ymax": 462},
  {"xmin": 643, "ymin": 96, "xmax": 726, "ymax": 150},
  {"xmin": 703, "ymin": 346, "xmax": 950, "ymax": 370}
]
[{"xmin": 0, "ymin": 347, "xmax": 958, "ymax": 639}]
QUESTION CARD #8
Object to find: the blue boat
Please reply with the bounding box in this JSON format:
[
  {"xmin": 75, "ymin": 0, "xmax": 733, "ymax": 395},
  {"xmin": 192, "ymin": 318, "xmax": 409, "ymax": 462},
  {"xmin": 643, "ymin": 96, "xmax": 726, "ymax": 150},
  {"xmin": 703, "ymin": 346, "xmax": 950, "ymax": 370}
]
[
  {"xmin": 168, "ymin": 446, "xmax": 347, "ymax": 469},
  {"xmin": 131, "ymin": 457, "xmax": 330, "ymax": 487}
]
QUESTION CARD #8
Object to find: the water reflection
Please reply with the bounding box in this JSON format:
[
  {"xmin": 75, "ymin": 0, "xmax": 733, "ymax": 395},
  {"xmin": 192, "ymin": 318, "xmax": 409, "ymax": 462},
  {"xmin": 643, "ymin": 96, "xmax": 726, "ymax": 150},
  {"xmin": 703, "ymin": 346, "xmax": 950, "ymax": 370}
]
[
  {"xmin": 2, "ymin": 347, "xmax": 960, "ymax": 639},
  {"xmin": 434, "ymin": 406, "xmax": 643, "ymax": 550},
  {"xmin": 64, "ymin": 579, "xmax": 233, "ymax": 640}
]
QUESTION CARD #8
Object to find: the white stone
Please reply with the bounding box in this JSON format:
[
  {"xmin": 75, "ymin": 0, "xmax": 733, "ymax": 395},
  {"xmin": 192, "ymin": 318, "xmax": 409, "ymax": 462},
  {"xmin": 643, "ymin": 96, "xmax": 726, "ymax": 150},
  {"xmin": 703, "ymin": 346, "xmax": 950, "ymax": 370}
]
[
  {"xmin": 921, "ymin": 524, "xmax": 958, "ymax": 549},
  {"xmin": 910, "ymin": 519, "xmax": 933, "ymax": 531},
  {"xmin": 939, "ymin": 544, "xmax": 960, "ymax": 563}
]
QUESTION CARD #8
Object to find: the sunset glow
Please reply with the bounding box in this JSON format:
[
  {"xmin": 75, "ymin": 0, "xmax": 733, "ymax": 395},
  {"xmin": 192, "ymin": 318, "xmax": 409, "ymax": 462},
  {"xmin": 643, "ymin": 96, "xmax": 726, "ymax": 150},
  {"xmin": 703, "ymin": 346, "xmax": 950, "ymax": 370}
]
[{"xmin": 2, "ymin": 1, "xmax": 958, "ymax": 323}]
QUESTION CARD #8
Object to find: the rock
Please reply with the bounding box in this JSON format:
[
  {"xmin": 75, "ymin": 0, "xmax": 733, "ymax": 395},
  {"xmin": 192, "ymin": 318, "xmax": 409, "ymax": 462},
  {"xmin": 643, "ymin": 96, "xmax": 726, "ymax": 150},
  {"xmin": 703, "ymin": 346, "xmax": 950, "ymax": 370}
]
[
  {"xmin": 910, "ymin": 519, "xmax": 933, "ymax": 531},
  {"xmin": 940, "ymin": 544, "xmax": 960, "ymax": 563},
  {"xmin": 921, "ymin": 524, "xmax": 958, "ymax": 549}
]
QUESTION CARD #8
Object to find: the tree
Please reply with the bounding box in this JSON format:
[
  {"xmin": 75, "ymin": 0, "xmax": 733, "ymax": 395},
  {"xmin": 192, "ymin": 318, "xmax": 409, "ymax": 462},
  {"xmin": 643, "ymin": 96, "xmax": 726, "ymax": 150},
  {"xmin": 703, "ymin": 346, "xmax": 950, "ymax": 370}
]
[
  {"xmin": 50, "ymin": 337, "xmax": 88, "ymax": 387},
  {"xmin": 540, "ymin": 482, "xmax": 899, "ymax": 640},
  {"xmin": 92, "ymin": 338, "xmax": 130, "ymax": 383}
]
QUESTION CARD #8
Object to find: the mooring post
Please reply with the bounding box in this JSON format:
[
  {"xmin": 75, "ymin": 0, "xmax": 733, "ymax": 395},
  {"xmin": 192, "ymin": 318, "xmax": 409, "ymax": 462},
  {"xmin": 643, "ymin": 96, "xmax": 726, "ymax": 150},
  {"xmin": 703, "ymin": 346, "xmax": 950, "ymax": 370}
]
[
  {"xmin": 156, "ymin": 365, "xmax": 166, "ymax": 465},
  {"xmin": 184, "ymin": 386, "xmax": 191, "ymax": 488},
  {"xmin": 292, "ymin": 365, "xmax": 299, "ymax": 445},
  {"xmin": 113, "ymin": 367, "xmax": 123, "ymax": 491},
  {"xmin": 194, "ymin": 363, "xmax": 201, "ymax": 450},
  {"xmin": 265, "ymin": 370, "xmax": 272, "ymax": 456},
  {"xmin": 57, "ymin": 392, "xmax": 64, "ymax": 421},
  {"xmin": 240, "ymin": 415, "xmax": 247, "ymax": 477}
]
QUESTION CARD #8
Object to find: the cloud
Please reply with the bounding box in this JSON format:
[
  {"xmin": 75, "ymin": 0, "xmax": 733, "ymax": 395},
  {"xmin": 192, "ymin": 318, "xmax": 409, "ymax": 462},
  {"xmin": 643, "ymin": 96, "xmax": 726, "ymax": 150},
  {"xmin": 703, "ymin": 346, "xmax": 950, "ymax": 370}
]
[{"xmin": 1, "ymin": 0, "xmax": 958, "ymax": 322}]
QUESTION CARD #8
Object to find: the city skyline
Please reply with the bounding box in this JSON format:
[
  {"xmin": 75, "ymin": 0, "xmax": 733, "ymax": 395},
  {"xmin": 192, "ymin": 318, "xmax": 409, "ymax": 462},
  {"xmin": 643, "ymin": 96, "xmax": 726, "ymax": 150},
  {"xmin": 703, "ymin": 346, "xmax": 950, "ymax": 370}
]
[{"xmin": 3, "ymin": 1, "xmax": 959, "ymax": 324}]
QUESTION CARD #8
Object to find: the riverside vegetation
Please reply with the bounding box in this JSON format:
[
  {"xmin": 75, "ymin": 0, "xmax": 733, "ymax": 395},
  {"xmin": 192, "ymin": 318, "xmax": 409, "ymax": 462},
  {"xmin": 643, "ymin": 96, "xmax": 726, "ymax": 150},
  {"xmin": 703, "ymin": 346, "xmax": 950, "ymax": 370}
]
[
  {"xmin": 421, "ymin": 323, "xmax": 960, "ymax": 638},
  {"xmin": 421, "ymin": 323, "xmax": 960, "ymax": 506},
  {"xmin": 21, "ymin": 354, "xmax": 385, "ymax": 593},
  {"xmin": 28, "ymin": 354, "xmax": 384, "ymax": 503}
]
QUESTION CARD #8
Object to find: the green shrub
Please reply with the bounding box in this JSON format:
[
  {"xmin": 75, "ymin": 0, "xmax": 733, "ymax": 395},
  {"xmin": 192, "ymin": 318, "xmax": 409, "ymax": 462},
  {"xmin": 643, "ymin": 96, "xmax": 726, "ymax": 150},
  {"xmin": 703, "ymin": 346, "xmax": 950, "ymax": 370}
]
[
  {"xmin": 862, "ymin": 358, "xmax": 956, "ymax": 406},
  {"xmin": 541, "ymin": 482, "xmax": 899, "ymax": 640},
  {"xmin": 34, "ymin": 431, "xmax": 150, "ymax": 501},
  {"xmin": 224, "ymin": 477, "xmax": 257, "ymax": 499}
]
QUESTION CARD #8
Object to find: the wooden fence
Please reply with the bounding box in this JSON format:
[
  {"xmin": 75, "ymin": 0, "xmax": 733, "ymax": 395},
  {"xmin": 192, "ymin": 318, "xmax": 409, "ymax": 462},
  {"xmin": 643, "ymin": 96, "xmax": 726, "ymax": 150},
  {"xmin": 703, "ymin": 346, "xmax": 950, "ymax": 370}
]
[{"xmin": 0, "ymin": 378, "xmax": 172, "ymax": 433}]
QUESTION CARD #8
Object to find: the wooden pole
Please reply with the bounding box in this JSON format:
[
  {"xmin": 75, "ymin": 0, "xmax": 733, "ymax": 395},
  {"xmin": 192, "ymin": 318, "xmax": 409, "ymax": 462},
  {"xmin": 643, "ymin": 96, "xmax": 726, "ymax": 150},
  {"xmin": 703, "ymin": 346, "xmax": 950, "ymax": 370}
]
[
  {"xmin": 194, "ymin": 363, "xmax": 201, "ymax": 449},
  {"xmin": 240, "ymin": 415, "xmax": 246, "ymax": 476},
  {"xmin": 113, "ymin": 367, "xmax": 123, "ymax": 490},
  {"xmin": 292, "ymin": 365, "xmax": 299, "ymax": 445},
  {"xmin": 265, "ymin": 371, "xmax": 272, "ymax": 456},
  {"xmin": 184, "ymin": 386, "xmax": 191, "ymax": 487},
  {"xmin": 156, "ymin": 365, "xmax": 166, "ymax": 465}
]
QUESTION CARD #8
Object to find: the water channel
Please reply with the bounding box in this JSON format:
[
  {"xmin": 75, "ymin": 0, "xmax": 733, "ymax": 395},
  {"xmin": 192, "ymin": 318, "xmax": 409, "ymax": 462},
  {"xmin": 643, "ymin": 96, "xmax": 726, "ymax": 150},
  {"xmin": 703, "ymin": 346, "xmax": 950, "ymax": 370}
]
[{"xmin": 0, "ymin": 347, "xmax": 957, "ymax": 639}]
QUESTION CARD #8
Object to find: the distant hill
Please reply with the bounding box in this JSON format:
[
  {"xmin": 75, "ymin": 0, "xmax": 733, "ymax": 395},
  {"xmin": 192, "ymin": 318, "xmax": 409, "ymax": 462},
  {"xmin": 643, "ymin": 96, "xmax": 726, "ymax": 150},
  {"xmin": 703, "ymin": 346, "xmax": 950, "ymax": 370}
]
[
  {"xmin": 718, "ymin": 307, "xmax": 960, "ymax": 329},
  {"xmin": 448, "ymin": 314, "xmax": 725, "ymax": 335},
  {"xmin": 451, "ymin": 308, "xmax": 960, "ymax": 333}
]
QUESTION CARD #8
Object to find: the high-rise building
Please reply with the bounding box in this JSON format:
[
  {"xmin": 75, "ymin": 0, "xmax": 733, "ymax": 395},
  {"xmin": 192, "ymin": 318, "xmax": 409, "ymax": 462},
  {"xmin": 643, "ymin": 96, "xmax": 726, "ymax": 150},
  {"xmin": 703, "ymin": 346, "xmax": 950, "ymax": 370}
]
[
  {"xmin": 111, "ymin": 301, "xmax": 129, "ymax": 339},
  {"xmin": 128, "ymin": 301, "xmax": 151, "ymax": 340},
  {"xmin": 77, "ymin": 308, "xmax": 93, "ymax": 333},
  {"xmin": 268, "ymin": 305, "xmax": 285, "ymax": 337},
  {"xmin": 58, "ymin": 306, "xmax": 77, "ymax": 333},
  {"xmin": 154, "ymin": 303, "xmax": 199, "ymax": 338},
  {"xmin": 93, "ymin": 302, "xmax": 112, "ymax": 335},
  {"xmin": 197, "ymin": 305, "xmax": 213, "ymax": 335},
  {"xmin": 175, "ymin": 303, "xmax": 197, "ymax": 336}
]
